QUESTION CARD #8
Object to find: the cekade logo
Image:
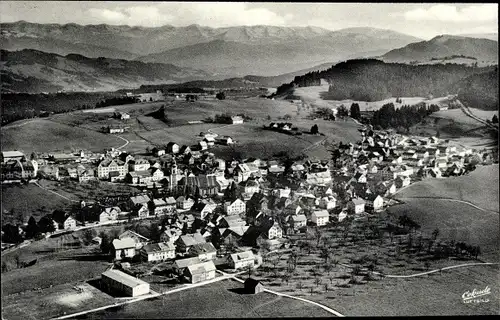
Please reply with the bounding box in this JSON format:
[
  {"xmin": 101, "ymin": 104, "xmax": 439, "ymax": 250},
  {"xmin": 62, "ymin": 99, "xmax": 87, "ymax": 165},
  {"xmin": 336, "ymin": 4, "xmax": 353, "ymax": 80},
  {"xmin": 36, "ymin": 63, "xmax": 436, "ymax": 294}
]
[{"xmin": 462, "ymin": 286, "xmax": 491, "ymax": 304}]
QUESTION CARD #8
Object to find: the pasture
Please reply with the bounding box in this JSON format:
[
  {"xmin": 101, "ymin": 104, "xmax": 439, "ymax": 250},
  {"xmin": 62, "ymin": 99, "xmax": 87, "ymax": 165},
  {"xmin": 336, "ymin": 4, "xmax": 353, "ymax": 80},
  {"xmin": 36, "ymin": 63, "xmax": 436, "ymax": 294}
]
[
  {"xmin": 310, "ymin": 263, "xmax": 499, "ymax": 316},
  {"xmin": 292, "ymin": 83, "xmax": 454, "ymax": 112},
  {"xmin": 1, "ymin": 282, "xmax": 116, "ymax": 320},
  {"xmin": 1, "ymin": 119, "xmax": 122, "ymax": 153},
  {"xmin": 81, "ymin": 279, "xmax": 332, "ymax": 319},
  {"xmin": 1, "ymin": 183, "xmax": 75, "ymax": 224},
  {"xmin": 395, "ymin": 165, "xmax": 499, "ymax": 212}
]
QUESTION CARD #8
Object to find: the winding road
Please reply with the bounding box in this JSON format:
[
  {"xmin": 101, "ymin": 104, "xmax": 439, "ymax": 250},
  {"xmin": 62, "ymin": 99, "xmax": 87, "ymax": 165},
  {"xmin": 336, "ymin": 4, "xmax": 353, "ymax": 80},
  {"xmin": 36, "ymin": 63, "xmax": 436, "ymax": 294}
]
[{"xmin": 115, "ymin": 135, "xmax": 130, "ymax": 150}]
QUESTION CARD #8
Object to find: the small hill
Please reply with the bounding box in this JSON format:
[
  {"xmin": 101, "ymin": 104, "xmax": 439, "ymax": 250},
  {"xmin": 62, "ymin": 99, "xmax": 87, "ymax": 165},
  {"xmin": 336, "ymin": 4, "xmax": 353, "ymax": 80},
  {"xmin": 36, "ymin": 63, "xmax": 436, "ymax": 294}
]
[
  {"xmin": 0, "ymin": 49, "xmax": 212, "ymax": 93},
  {"xmin": 381, "ymin": 35, "xmax": 498, "ymax": 65},
  {"xmin": 459, "ymin": 33, "xmax": 498, "ymax": 41}
]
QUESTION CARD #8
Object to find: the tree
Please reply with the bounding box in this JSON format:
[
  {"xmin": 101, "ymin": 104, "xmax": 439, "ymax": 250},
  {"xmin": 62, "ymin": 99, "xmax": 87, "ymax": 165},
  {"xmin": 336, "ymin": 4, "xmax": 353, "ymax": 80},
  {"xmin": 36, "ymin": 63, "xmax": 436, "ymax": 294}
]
[
  {"xmin": 432, "ymin": 228, "xmax": 440, "ymax": 241},
  {"xmin": 314, "ymin": 277, "xmax": 322, "ymax": 287},
  {"xmin": 350, "ymin": 103, "xmax": 361, "ymax": 120},
  {"xmin": 297, "ymin": 281, "xmax": 303, "ymax": 291},
  {"xmin": 25, "ymin": 216, "xmax": 39, "ymax": 239},
  {"xmin": 100, "ymin": 233, "xmax": 111, "ymax": 254},
  {"xmin": 337, "ymin": 105, "xmax": 349, "ymax": 117},
  {"xmin": 310, "ymin": 124, "xmax": 319, "ymax": 134},
  {"xmin": 492, "ymin": 114, "xmax": 498, "ymax": 124},
  {"xmin": 216, "ymin": 92, "xmax": 226, "ymax": 100},
  {"xmin": 82, "ymin": 229, "xmax": 95, "ymax": 246}
]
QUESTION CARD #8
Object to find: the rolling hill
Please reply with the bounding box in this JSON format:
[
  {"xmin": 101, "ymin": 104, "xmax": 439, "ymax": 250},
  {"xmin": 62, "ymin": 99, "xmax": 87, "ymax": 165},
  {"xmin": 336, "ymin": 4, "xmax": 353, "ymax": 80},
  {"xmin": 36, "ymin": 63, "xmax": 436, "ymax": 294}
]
[
  {"xmin": 0, "ymin": 49, "xmax": 212, "ymax": 93},
  {"xmin": 381, "ymin": 35, "xmax": 498, "ymax": 65},
  {"xmin": 451, "ymin": 68, "xmax": 499, "ymax": 111}
]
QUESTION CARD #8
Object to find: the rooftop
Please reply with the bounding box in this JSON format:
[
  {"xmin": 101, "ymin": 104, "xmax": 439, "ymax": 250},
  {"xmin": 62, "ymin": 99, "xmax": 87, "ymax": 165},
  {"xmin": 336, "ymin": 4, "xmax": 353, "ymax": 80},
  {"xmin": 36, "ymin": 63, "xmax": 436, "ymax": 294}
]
[{"xmin": 101, "ymin": 269, "xmax": 149, "ymax": 288}]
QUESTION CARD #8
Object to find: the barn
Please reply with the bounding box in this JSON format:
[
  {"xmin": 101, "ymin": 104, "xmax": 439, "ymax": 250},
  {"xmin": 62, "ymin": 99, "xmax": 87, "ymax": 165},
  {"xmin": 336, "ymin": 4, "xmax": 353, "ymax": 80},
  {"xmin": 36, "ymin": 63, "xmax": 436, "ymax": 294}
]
[{"xmin": 101, "ymin": 269, "xmax": 150, "ymax": 297}]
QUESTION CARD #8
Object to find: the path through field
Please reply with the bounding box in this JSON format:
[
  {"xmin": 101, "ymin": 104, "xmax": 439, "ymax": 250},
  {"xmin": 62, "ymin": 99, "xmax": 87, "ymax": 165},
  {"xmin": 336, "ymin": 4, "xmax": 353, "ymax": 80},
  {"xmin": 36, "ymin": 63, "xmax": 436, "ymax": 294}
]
[
  {"xmin": 115, "ymin": 135, "xmax": 130, "ymax": 150},
  {"xmin": 396, "ymin": 196, "xmax": 499, "ymax": 214},
  {"xmin": 225, "ymin": 271, "xmax": 345, "ymax": 317},
  {"xmin": 337, "ymin": 261, "xmax": 499, "ymax": 279},
  {"xmin": 33, "ymin": 181, "xmax": 79, "ymax": 203}
]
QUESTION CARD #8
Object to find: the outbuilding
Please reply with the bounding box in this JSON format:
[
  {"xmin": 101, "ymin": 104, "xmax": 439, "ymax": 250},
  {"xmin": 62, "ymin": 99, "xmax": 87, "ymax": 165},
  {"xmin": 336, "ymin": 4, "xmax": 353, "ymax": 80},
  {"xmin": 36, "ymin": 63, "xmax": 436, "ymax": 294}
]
[
  {"xmin": 244, "ymin": 277, "xmax": 264, "ymax": 294},
  {"xmin": 101, "ymin": 269, "xmax": 150, "ymax": 297}
]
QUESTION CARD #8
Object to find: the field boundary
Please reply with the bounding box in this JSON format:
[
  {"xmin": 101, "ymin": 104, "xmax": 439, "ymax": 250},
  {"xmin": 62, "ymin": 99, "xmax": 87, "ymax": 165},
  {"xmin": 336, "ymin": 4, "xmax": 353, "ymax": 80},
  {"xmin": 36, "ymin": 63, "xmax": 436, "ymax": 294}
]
[{"xmin": 395, "ymin": 196, "xmax": 499, "ymax": 214}]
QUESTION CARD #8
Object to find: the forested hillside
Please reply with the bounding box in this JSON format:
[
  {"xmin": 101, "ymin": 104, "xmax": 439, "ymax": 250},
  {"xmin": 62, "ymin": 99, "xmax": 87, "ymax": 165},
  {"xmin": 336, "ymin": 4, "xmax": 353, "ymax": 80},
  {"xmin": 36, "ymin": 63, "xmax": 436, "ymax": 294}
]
[
  {"xmin": 452, "ymin": 68, "xmax": 498, "ymax": 110},
  {"xmin": 275, "ymin": 59, "xmax": 496, "ymax": 107}
]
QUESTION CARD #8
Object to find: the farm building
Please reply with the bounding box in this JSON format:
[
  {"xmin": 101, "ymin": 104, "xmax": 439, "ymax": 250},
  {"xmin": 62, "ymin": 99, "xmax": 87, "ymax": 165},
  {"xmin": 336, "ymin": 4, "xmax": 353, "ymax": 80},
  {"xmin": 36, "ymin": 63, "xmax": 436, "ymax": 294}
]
[
  {"xmin": 119, "ymin": 230, "xmax": 150, "ymax": 249},
  {"xmin": 244, "ymin": 278, "xmax": 264, "ymax": 294},
  {"xmin": 1, "ymin": 151, "xmax": 26, "ymax": 163},
  {"xmin": 101, "ymin": 269, "xmax": 150, "ymax": 297},
  {"xmin": 228, "ymin": 250, "xmax": 255, "ymax": 270},
  {"xmin": 183, "ymin": 260, "xmax": 217, "ymax": 284},
  {"xmin": 112, "ymin": 238, "xmax": 136, "ymax": 260},
  {"xmin": 108, "ymin": 127, "xmax": 125, "ymax": 134},
  {"xmin": 231, "ymin": 116, "xmax": 244, "ymax": 124},
  {"xmin": 188, "ymin": 242, "xmax": 217, "ymax": 261},
  {"xmin": 166, "ymin": 142, "xmax": 180, "ymax": 154}
]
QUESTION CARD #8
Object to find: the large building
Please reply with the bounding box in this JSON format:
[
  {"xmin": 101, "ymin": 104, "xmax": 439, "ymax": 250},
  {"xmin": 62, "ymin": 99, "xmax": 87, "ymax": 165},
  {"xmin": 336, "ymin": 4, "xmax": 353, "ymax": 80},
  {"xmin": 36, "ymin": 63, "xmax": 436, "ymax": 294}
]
[
  {"xmin": 1, "ymin": 151, "xmax": 26, "ymax": 163},
  {"xmin": 97, "ymin": 159, "xmax": 128, "ymax": 180},
  {"xmin": 101, "ymin": 269, "xmax": 150, "ymax": 297}
]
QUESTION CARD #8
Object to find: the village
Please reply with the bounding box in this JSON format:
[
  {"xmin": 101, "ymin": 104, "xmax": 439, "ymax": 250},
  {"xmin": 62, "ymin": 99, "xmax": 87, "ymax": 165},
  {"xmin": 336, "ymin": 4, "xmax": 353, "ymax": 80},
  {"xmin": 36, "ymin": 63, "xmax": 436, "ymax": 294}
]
[{"xmin": 1, "ymin": 116, "xmax": 494, "ymax": 301}]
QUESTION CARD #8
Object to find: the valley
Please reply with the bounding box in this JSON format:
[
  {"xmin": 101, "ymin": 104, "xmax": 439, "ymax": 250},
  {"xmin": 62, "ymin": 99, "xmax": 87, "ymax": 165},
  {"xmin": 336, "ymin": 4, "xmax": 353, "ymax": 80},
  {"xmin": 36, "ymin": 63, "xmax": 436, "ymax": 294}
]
[{"xmin": 1, "ymin": 6, "xmax": 499, "ymax": 319}]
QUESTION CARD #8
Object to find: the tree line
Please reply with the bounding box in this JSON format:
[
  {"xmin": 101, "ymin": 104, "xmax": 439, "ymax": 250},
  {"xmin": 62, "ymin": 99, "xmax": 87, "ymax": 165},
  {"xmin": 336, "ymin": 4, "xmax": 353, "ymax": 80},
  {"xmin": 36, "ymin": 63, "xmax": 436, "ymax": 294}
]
[{"xmin": 369, "ymin": 102, "xmax": 440, "ymax": 130}]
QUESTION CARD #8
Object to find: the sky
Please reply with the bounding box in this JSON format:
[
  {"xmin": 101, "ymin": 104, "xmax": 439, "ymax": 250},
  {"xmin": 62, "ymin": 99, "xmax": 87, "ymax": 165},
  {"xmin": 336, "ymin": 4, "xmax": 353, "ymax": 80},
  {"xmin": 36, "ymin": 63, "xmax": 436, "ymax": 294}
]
[{"xmin": 0, "ymin": 2, "xmax": 497, "ymax": 39}]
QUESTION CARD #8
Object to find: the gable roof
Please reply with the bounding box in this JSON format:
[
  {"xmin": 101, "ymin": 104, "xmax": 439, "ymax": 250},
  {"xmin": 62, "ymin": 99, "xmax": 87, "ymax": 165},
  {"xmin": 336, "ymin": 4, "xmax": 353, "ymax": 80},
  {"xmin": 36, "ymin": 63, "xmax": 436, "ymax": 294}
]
[
  {"xmin": 112, "ymin": 237, "xmax": 136, "ymax": 250},
  {"xmin": 230, "ymin": 250, "xmax": 254, "ymax": 262},
  {"xmin": 178, "ymin": 233, "xmax": 206, "ymax": 246},
  {"xmin": 174, "ymin": 256, "xmax": 202, "ymax": 269},
  {"xmin": 101, "ymin": 269, "xmax": 148, "ymax": 288},
  {"xmin": 186, "ymin": 260, "xmax": 216, "ymax": 275},
  {"xmin": 142, "ymin": 242, "xmax": 175, "ymax": 254},
  {"xmin": 189, "ymin": 242, "xmax": 217, "ymax": 255},
  {"xmin": 312, "ymin": 210, "xmax": 329, "ymax": 218}
]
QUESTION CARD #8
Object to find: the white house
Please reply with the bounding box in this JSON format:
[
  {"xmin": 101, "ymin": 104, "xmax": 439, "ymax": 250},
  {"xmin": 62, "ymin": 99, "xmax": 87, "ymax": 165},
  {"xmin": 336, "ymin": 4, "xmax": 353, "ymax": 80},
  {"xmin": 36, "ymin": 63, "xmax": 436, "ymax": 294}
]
[
  {"xmin": 140, "ymin": 242, "xmax": 176, "ymax": 262},
  {"xmin": 365, "ymin": 194, "xmax": 384, "ymax": 211},
  {"xmin": 228, "ymin": 250, "xmax": 255, "ymax": 269},
  {"xmin": 311, "ymin": 210, "xmax": 330, "ymax": 226},
  {"xmin": 112, "ymin": 238, "xmax": 136, "ymax": 260},
  {"xmin": 348, "ymin": 198, "xmax": 365, "ymax": 214},
  {"xmin": 224, "ymin": 199, "xmax": 246, "ymax": 215},
  {"xmin": 319, "ymin": 196, "xmax": 336, "ymax": 210},
  {"xmin": 265, "ymin": 221, "xmax": 283, "ymax": 240},
  {"xmin": 231, "ymin": 116, "xmax": 244, "ymax": 124}
]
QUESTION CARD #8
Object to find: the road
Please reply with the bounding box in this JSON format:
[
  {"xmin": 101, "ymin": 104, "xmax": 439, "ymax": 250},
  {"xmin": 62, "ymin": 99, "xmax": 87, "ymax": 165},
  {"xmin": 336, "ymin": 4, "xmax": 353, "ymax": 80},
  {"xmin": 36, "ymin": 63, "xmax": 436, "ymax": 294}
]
[
  {"xmin": 223, "ymin": 271, "xmax": 345, "ymax": 317},
  {"xmin": 460, "ymin": 105, "xmax": 498, "ymax": 131},
  {"xmin": 337, "ymin": 261, "xmax": 498, "ymax": 279},
  {"xmin": 115, "ymin": 135, "xmax": 130, "ymax": 150},
  {"xmin": 2, "ymin": 119, "xmax": 37, "ymax": 129}
]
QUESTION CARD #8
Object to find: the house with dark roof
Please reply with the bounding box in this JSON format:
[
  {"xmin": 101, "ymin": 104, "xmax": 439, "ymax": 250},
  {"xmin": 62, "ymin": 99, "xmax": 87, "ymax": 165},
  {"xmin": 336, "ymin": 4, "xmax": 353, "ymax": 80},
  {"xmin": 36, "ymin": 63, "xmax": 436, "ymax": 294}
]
[
  {"xmin": 244, "ymin": 278, "xmax": 264, "ymax": 294},
  {"xmin": 140, "ymin": 242, "xmax": 176, "ymax": 262},
  {"xmin": 188, "ymin": 242, "xmax": 217, "ymax": 261},
  {"xmin": 175, "ymin": 233, "xmax": 206, "ymax": 253}
]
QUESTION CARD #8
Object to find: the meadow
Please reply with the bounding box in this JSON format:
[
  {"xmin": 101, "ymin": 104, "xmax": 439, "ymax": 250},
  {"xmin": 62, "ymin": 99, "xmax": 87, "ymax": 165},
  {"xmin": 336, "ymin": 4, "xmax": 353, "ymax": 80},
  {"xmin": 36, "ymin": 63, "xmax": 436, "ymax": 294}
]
[
  {"xmin": 81, "ymin": 279, "xmax": 332, "ymax": 319},
  {"xmin": 1, "ymin": 118, "xmax": 122, "ymax": 153}
]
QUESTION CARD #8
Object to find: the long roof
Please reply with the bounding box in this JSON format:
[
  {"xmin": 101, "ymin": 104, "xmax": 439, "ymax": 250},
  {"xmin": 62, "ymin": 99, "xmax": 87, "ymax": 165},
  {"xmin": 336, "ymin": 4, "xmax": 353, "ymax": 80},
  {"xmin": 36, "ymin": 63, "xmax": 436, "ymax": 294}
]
[
  {"xmin": 186, "ymin": 260, "xmax": 216, "ymax": 275},
  {"xmin": 112, "ymin": 238, "xmax": 136, "ymax": 250},
  {"xmin": 174, "ymin": 256, "xmax": 202, "ymax": 269},
  {"xmin": 101, "ymin": 269, "xmax": 148, "ymax": 288},
  {"xmin": 186, "ymin": 175, "xmax": 219, "ymax": 188},
  {"xmin": 142, "ymin": 242, "xmax": 175, "ymax": 253},
  {"xmin": 230, "ymin": 250, "xmax": 254, "ymax": 262}
]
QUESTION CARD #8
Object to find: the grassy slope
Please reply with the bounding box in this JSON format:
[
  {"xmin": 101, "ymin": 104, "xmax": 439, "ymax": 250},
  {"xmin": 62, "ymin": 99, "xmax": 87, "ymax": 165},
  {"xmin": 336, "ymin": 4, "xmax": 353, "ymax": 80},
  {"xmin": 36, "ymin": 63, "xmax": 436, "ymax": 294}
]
[
  {"xmin": 1, "ymin": 119, "xmax": 122, "ymax": 153},
  {"xmin": 392, "ymin": 165, "xmax": 499, "ymax": 258},
  {"xmin": 82, "ymin": 279, "xmax": 332, "ymax": 319},
  {"xmin": 396, "ymin": 165, "xmax": 499, "ymax": 212},
  {"xmin": 311, "ymin": 264, "xmax": 499, "ymax": 316}
]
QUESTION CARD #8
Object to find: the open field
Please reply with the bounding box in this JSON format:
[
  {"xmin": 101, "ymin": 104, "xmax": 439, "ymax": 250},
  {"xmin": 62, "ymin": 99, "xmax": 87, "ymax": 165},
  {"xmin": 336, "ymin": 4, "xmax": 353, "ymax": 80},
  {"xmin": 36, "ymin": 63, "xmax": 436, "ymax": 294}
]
[
  {"xmin": 431, "ymin": 108, "xmax": 497, "ymax": 126},
  {"xmin": 1, "ymin": 183, "xmax": 75, "ymax": 224},
  {"xmin": 309, "ymin": 263, "xmax": 499, "ymax": 316},
  {"xmin": 387, "ymin": 199, "xmax": 499, "ymax": 260},
  {"xmin": 395, "ymin": 165, "xmax": 499, "ymax": 212},
  {"xmin": 2, "ymin": 282, "xmax": 116, "ymax": 320},
  {"xmin": 293, "ymin": 83, "xmax": 454, "ymax": 111},
  {"xmin": 1, "ymin": 119, "xmax": 122, "ymax": 153},
  {"xmin": 81, "ymin": 279, "xmax": 332, "ymax": 319},
  {"xmin": 2, "ymin": 245, "xmax": 111, "ymax": 296}
]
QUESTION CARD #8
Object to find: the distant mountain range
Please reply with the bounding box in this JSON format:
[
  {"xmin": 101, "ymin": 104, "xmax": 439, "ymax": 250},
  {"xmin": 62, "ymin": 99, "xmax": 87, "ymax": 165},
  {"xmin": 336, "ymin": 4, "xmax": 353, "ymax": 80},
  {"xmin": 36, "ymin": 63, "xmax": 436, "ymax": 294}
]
[
  {"xmin": 0, "ymin": 49, "xmax": 212, "ymax": 93},
  {"xmin": 1, "ymin": 21, "xmax": 422, "ymax": 77},
  {"xmin": 381, "ymin": 35, "xmax": 498, "ymax": 65}
]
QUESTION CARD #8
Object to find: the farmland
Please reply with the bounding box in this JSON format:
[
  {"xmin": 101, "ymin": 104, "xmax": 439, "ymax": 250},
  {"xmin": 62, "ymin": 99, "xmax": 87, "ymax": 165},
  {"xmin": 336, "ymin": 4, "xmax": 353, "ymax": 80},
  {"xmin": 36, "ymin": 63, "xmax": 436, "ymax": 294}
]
[
  {"xmin": 81, "ymin": 279, "xmax": 332, "ymax": 319},
  {"xmin": 1, "ymin": 118, "xmax": 122, "ymax": 153}
]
